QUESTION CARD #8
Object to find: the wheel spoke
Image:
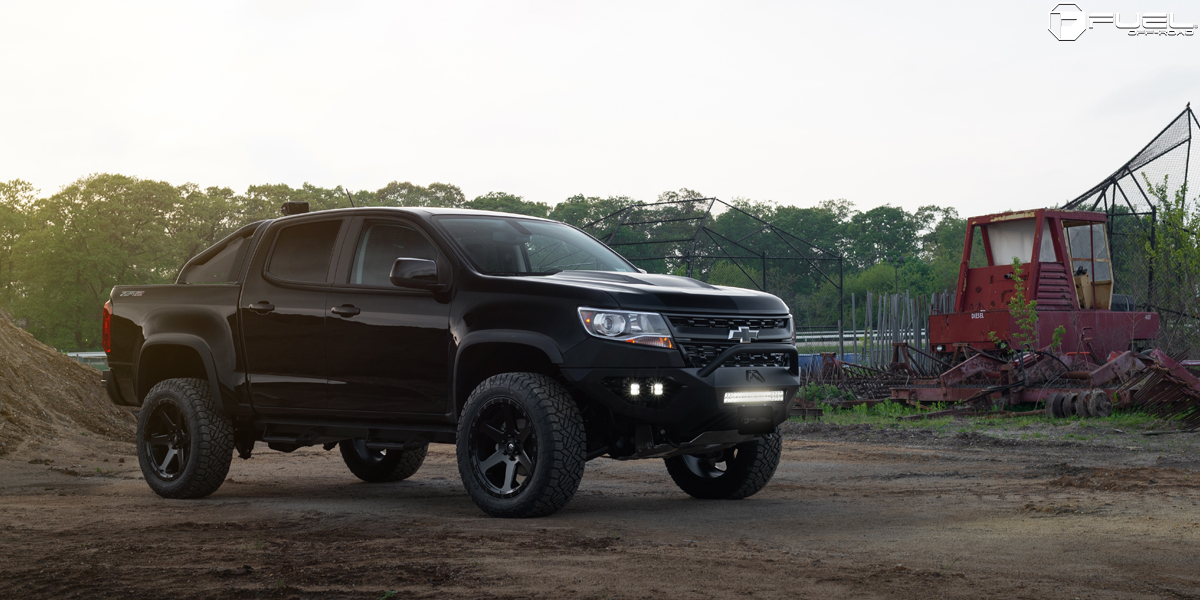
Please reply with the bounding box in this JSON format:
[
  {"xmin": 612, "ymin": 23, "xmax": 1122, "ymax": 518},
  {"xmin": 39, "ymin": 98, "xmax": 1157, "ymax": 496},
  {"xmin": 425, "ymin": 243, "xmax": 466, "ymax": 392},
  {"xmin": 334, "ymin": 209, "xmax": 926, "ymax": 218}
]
[
  {"xmin": 148, "ymin": 433, "xmax": 169, "ymax": 443},
  {"xmin": 481, "ymin": 423, "xmax": 506, "ymax": 443},
  {"xmin": 176, "ymin": 444, "xmax": 186, "ymax": 470},
  {"xmin": 516, "ymin": 450, "xmax": 534, "ymax": 474},
  {"xmin": 478, "ymin": 448, "xmax": 507, "ymax": 470},
  {"xmin": 157, "ymin": 448, "xmax": 178, "ymax": 474},
  {"xmin": 516, "ymin": 423, "xmax": 533, "ymax": 443},
  {"xmin": 161, "ymin": 411, "xmax": 178, "ymax": 429},
  {"xmin": 500, "ymin": 460, "xmax": 518, "ymax": 493}
]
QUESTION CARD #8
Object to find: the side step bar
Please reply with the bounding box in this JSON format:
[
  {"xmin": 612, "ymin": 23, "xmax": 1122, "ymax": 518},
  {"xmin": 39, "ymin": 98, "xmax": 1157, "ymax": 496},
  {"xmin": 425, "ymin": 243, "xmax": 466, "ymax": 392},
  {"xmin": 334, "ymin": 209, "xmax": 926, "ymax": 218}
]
[{"xmin": 254, "ymin": 418, "xmax": 457, "ymax": 452}]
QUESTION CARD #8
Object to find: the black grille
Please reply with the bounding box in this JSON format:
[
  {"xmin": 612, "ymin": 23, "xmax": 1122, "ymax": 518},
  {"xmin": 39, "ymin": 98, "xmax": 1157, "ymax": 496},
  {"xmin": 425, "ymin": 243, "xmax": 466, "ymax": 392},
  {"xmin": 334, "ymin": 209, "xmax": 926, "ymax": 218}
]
[
  {"xmin": 679, "ymin": 342, "xmax": 790, "ymax": 370},
  {"xmin": 669, "ymin": 316, "xmax": 789, "ymax": 330}
]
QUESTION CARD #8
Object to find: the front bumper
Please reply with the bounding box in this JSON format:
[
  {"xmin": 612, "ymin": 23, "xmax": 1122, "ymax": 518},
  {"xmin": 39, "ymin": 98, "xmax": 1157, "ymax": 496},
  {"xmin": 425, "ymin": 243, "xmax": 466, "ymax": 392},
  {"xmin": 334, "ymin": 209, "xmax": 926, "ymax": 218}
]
[{"xmin": 560, "ymin": 342, "xmax": 801, "ymax": 439}]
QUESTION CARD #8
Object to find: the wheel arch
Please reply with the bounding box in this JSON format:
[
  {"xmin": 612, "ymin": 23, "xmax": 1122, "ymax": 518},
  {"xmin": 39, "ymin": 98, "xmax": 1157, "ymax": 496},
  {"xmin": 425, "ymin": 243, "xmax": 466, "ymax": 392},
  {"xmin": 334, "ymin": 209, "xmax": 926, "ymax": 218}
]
[
  {"xmin": 453, "ymin": 331, "xmax": 565, "ymax": 420},
  {"xmin": 137, "ymin": 334, "xmax": 231, "ymax": 415}
]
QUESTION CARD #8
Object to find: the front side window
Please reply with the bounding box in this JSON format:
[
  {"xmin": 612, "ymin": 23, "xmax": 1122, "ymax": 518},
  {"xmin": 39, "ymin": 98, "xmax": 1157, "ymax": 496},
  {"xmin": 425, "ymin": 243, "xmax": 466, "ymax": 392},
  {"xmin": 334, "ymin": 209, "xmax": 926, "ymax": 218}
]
[
  {"xmin": 350, "ymin": 221, "xmax": 441, "ymax": 286},
  {"xmin": 435, "ymin": 216, "xmax": 635, "ymax": 275},
  {"xmin": 266, "ymin": 220, "xmax": 342, "ymax": 283}
]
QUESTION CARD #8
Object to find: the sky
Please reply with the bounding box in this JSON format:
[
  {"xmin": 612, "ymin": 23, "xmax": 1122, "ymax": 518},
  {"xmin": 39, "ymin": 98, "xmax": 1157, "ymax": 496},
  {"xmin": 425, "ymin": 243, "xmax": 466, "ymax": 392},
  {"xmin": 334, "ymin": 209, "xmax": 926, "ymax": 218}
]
[{"xmin": 2, "ymin": 0, "xmax": 1200, "ymax": 217}]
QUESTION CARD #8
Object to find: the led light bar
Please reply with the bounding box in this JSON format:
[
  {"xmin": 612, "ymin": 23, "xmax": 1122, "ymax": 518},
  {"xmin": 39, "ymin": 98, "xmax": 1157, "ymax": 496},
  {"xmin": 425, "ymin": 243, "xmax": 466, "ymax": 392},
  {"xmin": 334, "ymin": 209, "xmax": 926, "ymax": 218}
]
[{"xmin": 723, "ymin": 390, "xmax": 785, "ymax": 404}]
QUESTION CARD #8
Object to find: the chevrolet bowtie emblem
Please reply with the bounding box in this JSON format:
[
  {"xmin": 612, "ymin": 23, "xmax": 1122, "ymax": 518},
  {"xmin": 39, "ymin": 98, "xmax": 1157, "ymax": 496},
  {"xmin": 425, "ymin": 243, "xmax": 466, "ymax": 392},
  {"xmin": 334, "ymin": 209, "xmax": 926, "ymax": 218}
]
[{"xmin": 728, "ymin": 326, "xmax": 759, "ymax": 344}]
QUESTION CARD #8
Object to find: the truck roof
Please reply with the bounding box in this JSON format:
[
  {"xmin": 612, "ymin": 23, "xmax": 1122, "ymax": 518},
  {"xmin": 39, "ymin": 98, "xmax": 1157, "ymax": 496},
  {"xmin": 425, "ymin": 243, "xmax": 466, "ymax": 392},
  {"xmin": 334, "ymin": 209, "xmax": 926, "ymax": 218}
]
[{"xmin": 275, "ymin": 206, "xmax": 556, "ymax": 222}]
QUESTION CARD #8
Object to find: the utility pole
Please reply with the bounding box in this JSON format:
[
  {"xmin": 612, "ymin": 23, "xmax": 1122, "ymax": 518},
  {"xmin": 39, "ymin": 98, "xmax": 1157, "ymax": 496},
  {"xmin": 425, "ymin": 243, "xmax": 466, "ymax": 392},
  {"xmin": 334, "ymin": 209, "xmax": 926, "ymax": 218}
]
[{"xmin": 891, "ymin": 255, "xmax": 905, "ymax": 294}]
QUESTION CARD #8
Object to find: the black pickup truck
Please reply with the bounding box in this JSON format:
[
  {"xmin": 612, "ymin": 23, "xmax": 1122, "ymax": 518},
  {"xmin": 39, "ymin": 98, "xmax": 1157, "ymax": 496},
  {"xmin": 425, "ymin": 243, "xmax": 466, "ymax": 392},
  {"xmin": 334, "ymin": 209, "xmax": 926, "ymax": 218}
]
[{"xmin": 103, "ymin": 203, "xmax": 800, "ymax": 517}]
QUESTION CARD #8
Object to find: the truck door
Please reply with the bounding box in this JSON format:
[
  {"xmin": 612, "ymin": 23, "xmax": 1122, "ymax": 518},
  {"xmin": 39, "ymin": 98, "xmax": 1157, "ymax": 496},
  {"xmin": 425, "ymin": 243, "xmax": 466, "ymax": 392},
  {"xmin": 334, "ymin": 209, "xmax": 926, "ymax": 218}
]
[
  {"xmin": 324, "ymin": 216, "xmax": 453, "ymax": 415},
  {"xmin": 240, "ymin": 216, "xmax": 346, "ymax": 412}
]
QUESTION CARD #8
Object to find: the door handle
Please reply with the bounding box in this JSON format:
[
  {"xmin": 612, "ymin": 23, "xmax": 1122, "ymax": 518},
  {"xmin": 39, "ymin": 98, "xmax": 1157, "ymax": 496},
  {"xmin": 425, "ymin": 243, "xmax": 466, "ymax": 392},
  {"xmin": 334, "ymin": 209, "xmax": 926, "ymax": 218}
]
[
  {"xmin": 331, "ymin": 305, "xmax": 361, "ymax": 317},
  {"xmin": 248, "ymin": 302, "xmax": 275, "ymax": 314}
]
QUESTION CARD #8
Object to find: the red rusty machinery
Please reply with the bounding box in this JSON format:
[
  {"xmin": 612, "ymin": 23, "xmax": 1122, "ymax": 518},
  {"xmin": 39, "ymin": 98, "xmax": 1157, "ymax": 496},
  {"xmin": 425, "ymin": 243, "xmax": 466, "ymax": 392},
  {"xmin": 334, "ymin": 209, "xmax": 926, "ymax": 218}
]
[
  {"xmin": 928, "ymin": 209, "xmax": 1158, "ymax": 361},
  {"xmin": 806, "ymin": 209, "xmax": 1200, "ymax": 430}
]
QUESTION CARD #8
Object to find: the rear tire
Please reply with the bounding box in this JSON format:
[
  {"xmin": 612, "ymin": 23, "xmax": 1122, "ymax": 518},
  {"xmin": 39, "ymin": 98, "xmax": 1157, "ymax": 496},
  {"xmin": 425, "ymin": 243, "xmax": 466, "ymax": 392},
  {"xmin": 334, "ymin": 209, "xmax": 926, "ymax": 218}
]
[
  {"xmin": 136, "ymin": 378, "xmax": 233, "ymax": 499},
  {"xmin": 456, "ymin": 373, "xmax": 585, "ymax": 518},
  {"xmin": 339, "ymin": 439, "xmax": 428, "ymax": 483},
  {"xmin": 665, "ymin": 434, "xmax": 782, "ymax": 500}
]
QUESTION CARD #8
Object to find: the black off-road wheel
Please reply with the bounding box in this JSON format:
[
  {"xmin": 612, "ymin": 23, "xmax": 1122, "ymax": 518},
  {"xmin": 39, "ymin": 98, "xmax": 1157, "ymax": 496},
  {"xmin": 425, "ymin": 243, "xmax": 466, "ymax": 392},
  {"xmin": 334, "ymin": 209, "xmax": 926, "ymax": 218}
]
[
  {"xmin": 456, "ymin": 373, "xmax": 585, "ymax": 518},
  {"xmin": 339, "ymin": 439, "xmax": 428, "ymax": 483},
  {"xmin": 664, "ymin": 434, "xmax": 782, "ymax": 500},
  {"xmin": 136, "ymin": 378, "xmax": 234, "ymax": 499}
]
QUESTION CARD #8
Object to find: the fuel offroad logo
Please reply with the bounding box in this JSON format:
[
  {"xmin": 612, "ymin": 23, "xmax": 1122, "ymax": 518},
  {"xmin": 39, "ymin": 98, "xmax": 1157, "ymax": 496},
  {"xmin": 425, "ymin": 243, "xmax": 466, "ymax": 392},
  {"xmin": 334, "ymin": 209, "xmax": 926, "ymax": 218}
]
[{"xmin": 1048, "ymin": 4, "xmax": 1197, "ymax": 40}]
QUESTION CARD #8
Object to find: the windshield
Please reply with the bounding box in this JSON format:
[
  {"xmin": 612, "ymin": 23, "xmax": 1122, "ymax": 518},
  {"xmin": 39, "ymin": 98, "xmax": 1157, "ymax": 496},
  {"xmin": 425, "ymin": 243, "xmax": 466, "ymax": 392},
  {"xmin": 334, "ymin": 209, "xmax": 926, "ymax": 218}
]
[{"xmin": 434, "ymin": 216, "xmax": 636, "ymax": 275}]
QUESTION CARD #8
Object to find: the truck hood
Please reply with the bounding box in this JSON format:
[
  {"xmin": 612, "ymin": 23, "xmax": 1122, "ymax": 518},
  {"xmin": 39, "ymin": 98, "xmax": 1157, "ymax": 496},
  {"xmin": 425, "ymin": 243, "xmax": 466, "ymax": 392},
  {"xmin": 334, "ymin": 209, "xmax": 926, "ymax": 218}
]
[{"xmin": 541, "ymin": 270, "xmax": 789, "ymax": 314}]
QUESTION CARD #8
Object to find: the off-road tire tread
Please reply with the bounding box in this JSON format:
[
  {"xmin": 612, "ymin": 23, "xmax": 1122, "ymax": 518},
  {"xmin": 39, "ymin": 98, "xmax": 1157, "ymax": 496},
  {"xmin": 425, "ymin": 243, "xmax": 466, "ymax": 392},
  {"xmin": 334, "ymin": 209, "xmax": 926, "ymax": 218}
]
[
  {"xmin": 137, "ymin": 378, "xmax": 233, "ymax": 499},
  {"xmin": 457, "ymin": 373, "xmax": 586, "ymax": 518},
  {"xmin": 665, "ymin": 434, "xmax": 782, "ymax": 500},
  {"xmin": 339, "ymin": 441, "xmax": 428, "ymax": 482}
]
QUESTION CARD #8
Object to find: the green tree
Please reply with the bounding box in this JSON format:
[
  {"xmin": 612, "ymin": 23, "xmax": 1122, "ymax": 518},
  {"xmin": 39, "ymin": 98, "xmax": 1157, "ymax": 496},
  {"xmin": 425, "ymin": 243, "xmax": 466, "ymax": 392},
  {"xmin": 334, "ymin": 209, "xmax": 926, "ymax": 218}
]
[
  {"xmin": 465, "ymin": 192, "xmax": 550, "ymax": 217},
  {"xmin": 1142, "ymin": 174, "xmax": 1200, "ymax": 354},
  {"xmin": 13, "ymin": 174, "xmax": 180, "ymax": 349},
  {"xmin": 0, "ymin": 180, "xmax": 36, "ymax": 310},
  {"xmin": 845, "ymin": 204, "xmax": 922, "ymax": 269},
  {"xmin": 374, "ymin": 181, "xmax": 465, "ymax": 208}
]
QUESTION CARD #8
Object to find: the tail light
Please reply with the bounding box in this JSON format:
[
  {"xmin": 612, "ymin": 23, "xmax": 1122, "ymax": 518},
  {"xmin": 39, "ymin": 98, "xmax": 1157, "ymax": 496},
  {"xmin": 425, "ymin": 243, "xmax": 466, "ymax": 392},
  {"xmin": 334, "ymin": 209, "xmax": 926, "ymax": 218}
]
[{"xmin": 102, "ymin": 300, "xmax": 112, "ymax": 353}]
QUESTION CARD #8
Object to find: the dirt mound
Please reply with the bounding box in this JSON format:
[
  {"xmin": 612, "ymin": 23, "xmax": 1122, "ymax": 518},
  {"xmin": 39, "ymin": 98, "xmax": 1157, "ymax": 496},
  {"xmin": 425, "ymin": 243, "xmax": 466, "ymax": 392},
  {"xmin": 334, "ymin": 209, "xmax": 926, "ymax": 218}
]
[
  {"xmin": 1047, "ymin": 465, "xmax": 1197, "ymax": 492},
  {"xmin": 0, "ymin": 311, "xmax": 135, "ymax": 457}
]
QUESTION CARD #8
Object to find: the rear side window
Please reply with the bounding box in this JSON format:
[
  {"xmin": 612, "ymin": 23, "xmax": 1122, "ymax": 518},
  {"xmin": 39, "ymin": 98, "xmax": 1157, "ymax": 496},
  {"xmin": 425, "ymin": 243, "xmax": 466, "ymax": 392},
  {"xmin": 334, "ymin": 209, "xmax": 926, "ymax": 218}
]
[
  {"xmin": 267, "ymin": 220, "xmax": 342, "ymax": 283},
  {"xmin": 182, "ymin": 235, "xmax": 250, "ymax": 284}
]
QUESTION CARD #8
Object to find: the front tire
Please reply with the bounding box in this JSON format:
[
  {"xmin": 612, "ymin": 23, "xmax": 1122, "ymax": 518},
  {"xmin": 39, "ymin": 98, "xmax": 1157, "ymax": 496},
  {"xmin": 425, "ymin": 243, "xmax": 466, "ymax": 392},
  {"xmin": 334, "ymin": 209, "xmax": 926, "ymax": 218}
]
[
  {"xmin": 665, "ymin": 434, "xmax": 782, "ymax": 500},
  {"xmin": 339, "ymin": 439, "xmax": 427, "ymax": 482},
  {"xmin": 456, "ymin": 373, "xmax": 585, "ymax": 518},
  {"xmin": 136, "ymin": 378, "xmax": 233, "ymax": 499}
]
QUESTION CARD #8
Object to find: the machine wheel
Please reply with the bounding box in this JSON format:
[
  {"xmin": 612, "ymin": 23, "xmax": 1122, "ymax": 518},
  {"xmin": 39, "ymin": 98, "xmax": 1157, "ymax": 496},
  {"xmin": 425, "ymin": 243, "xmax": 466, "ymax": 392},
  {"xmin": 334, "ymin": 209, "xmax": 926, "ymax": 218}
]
[
  {"xmin": 457, "ymin": 373, "xmax": 586, "ymax": 518},
  {"xmin": 136, "ymin": 378, "xmax": 234, "ymax": 499},
  {"xmin": 339, "ymin": 439, "xmax": 428, "ymax": 482},
  {"xmin": 664, "ymin": 434, "xmax": 782, "ymax": 500},
  {"xmin": 1048, "ymin": 393, "xmax": 1065, "ymax": 419},
  {"xmin": 1062, "ymin": 393, "xmax": 1078, "ymax": 417},
  {"xmin": 1089, "ymin": 390, "xmax": 1113, "ymax": 418},
  {"xmin": 1077, "ymin": 391, "xmax": 1095, "ymax": 418}
]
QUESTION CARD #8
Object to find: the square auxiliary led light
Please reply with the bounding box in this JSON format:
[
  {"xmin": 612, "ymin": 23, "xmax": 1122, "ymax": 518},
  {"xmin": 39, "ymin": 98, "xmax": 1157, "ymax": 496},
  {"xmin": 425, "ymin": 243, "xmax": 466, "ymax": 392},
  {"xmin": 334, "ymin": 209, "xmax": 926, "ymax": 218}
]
[{"xmin": 723, "ymin": 390, "xmax": 786, "ymax": 404}]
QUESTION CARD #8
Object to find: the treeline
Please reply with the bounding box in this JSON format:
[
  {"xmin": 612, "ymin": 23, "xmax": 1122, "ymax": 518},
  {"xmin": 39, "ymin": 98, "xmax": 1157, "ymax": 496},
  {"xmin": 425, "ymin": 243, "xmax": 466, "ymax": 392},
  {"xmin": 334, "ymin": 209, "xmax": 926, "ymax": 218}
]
[{"xmin": 0, "ymin": 173, "xmax": 970, "ymax": 350}]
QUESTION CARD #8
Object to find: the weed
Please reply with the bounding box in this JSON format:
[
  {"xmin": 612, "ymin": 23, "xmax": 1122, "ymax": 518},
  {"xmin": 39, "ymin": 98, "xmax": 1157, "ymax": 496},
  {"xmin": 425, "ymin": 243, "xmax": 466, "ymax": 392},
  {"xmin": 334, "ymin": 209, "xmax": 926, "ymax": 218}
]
[{"xmin": 380, "ymin": 591, "xmax": 398, "ymax": 600}]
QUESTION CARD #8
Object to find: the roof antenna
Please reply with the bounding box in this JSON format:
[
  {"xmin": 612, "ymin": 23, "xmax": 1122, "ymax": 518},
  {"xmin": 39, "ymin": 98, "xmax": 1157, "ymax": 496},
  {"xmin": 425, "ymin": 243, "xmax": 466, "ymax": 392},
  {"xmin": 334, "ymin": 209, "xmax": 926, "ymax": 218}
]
[{"xmin": 343, "ymin": 186, "xmax": 355, "ymax": 208}]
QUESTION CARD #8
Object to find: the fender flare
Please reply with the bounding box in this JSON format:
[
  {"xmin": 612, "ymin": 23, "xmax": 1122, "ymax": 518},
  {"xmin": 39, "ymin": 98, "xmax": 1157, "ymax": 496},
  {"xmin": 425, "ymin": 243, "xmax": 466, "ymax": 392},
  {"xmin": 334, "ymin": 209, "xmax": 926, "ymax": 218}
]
[
  {"xmin": 456, "ymin": 329, "xmax": 564, "ymax": 364},
  {"xmin": 137, "ymin": 333, "xmax": 233, "ymax": 415},
  {"xmin": 451, "ymin": 330, "xmax": 565, "ymax": 415}
]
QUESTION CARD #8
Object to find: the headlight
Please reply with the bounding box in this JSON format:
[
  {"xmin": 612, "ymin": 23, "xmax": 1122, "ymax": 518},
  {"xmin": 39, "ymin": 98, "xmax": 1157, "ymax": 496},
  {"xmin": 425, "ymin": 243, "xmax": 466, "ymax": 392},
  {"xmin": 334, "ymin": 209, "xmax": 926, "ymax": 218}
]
[{"xmin": 578, "ymin": 307, "xmax": 674, "ymax": 348}]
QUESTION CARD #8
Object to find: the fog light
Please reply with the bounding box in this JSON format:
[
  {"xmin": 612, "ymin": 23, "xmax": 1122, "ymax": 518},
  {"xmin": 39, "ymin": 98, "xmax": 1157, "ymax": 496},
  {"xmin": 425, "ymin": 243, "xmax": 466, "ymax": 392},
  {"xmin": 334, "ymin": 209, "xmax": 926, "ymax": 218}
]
[
  {"xmin": 652, "ymin": 383, "xmax": 664, "ymax": 396},
  {"xmin": 936, "ymin": 344, "xmax": 945, "ymax": 352},
  {"xmin": 630, "ymin": 383, "xmax": 641, "ymax": 396},
  {"xmin": 723, "ymin": 390, "xmax": 785, "ymax": 403}
]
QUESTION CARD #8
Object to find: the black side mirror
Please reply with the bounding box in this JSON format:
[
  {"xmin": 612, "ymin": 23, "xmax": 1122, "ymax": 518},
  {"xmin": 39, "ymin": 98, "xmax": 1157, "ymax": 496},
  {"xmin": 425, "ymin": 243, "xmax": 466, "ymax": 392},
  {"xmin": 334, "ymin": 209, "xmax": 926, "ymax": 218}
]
[{"xmin": 390, "ymin": 258, "xmax": 445, "ymax": 291}]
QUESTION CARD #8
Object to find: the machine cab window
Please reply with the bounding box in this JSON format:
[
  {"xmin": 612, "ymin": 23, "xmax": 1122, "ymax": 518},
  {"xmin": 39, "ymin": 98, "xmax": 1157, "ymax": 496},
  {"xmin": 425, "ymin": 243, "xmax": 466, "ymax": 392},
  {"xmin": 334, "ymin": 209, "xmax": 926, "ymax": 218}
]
[
  {"xmin": 984, "ymin": 219, "xmax": 1056, "ymax": 265},
  {"xmin": 1064, "ymin": 222, "xmax": 1112, "ymax": 309}
]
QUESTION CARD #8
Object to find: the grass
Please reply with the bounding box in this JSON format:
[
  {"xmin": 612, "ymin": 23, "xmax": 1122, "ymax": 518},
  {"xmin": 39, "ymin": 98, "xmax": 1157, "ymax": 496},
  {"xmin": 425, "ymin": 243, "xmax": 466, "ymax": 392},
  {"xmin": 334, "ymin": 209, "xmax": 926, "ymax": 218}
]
[{"xmin": 798, "ymin": 387, "xmax": 1173, "ymax": 434}]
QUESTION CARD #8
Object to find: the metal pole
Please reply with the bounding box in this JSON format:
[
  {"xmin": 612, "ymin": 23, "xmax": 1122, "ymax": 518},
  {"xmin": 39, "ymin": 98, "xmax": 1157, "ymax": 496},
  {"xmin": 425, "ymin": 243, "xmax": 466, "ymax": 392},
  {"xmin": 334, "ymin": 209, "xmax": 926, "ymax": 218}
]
[
  {"xmin": 851, "ymin": 293, "xmax": 857, "ymax": 363},
  {"xmin": 1149, "ymin": 204, "xmax": 1157, "ymax": 309},
  {"xmin": 761, "ymin": 253, "xmax": 767, "ymax": 292},
  {"xmin": 838, "ymin": 257, "xmax": 845, "ymax": 359}
]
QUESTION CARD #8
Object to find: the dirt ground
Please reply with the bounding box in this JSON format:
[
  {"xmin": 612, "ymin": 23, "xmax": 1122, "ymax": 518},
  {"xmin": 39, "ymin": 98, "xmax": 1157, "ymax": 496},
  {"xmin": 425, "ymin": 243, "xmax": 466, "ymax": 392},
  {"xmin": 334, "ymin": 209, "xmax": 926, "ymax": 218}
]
[{"xmin": 2, "ymin": 420, "xmax": 1198, "ymax": 600}]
